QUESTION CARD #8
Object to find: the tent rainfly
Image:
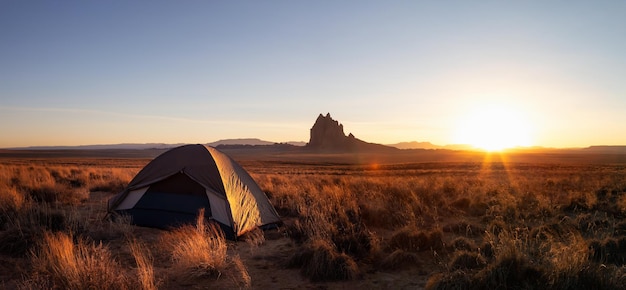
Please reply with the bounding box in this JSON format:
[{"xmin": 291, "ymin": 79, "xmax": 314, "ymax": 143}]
[{"xmin": 107, "ymin": 144, "xmax": 281, "ymax": 239}]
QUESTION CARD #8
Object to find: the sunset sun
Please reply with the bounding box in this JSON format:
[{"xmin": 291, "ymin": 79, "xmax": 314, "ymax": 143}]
[{"xmin": 455, "ymin": 104, "xmax": 533, "ymax": 151}]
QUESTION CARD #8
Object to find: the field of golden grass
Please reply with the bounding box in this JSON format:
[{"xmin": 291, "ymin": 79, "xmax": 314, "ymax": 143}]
[{"xmin": 1, "ymin": 151, "xmax": 626, "ymax": 289}]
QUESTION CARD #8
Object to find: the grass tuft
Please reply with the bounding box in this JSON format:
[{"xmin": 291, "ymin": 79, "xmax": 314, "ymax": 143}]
[
  {"xmin": 228, "ymin": 254, "xmax": 252, "ymax": 288},
  {"xmin": 449, "ymin": 251, "xmax": 487, "ymax": 270},
  {"xmin": 589, "ymin": 237, "xmax": 626, "ymax": 266},
  {"xmin": 160, "ymin": 209, "xmax": 228, "ymax": 279},
  {"xmin": 29, "ymin": 231, "xmax": 132, "ymax": 290},
  {"xmin": 388, "ymin": 227, "xmax": 444, "ymax": 252},
  {"xmin": 129, "ymin": 238, "xmax": 159, "ymax": 290},
  {"xmin": 380, "ymin": 249, "xmax": 421, "ymax": 270},
  {"xmin": 0, "ymin": 205, "xmax": 76, "ymax": 257},
  {"xmin": 288, "ymin": 238, "xmax": 360, "ymax": 282},
  {"xmin": 449, "ymin": 236, "xmax": 478, "ymax": 252}
]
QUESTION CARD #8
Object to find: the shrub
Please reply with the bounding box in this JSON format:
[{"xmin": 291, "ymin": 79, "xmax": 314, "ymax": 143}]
[
  {"xmin": 480, "ymin": 242, "xmax": 495, "ymax": 259},
  {"xmin": 468, "ymin": 201, "xmax": 490, "ymax": 217},
  {"xmin": 129, "ymin": 239, "xmax": 158, "ymax": 290},
  {"xmin": 160, "ymin": 209, "xmax": 228, "ymax": 279},
  {"xmin": 283, "ymin": 181, "xmax": 379, "ymax": 260},
  {"xmin": 228, "ymin": 254, "xmax": 251, "ymax": 288},
  {"xmin": 0, "ymin": 205, "xmax": 75, "ymax": 257},
  {"xmin": 485, "ymin": 218, "xmax": 507, "ymax": 236},
  {"xmin": 0, "ymin": 226, "xmax": 42, "ymax": 257},
  {"xmin": 84, "ymin": 213, "xmax": 133, "ymax": 242},
  {"xmin": 89, "ymin": 179, "xmax": 127, "ymax": 193},
  {"xmin": 29, "ymin": 231, "xmax": 132, "ymax": 290},
  {"xmin": 589, "ymin": 237, "xmax": 626, "ymax": 266},
  {"xmin": 288, "ymin": 238, "xmax": 359, "ymax": 282},
  {"xmin": 449, "ymin": 237, "xmax": 478, "ymax": 252},
  {"xmin": 87, "ymin": 167, "xmax": 135, "ymax": 193},
  {"xmin": 428, "ymin": 225, "xmax": 626, "ymax": 289},
  {"xmin": 614, "ymin": 220, "xmax": 626, "ymax": 235},
  {"xmin": 425, "ymin": 271, "xmax": 472, "ymax": 290},
  {"xmin": 0, "ymin": 186, "xmax": 25, "ymax": 229},
  {"xmin": 449, "ymin": 251, "xmax": 487, "ymax": 270},
  {"xmin": 443, "ymin": 221, "xmax": 485, "ymax": 237},
  {"xmin": 568, "ymin": 264, "xmax": 626, "ymax": 290},
  {"xmin": 473, "ymin": 251, "xmax": 545, "ymax": 289},
  {"xmin": 388, "ymin": 227, "xmax": 444, "ymax": 252},
  {"xmin": 331, "ymin": 221, "xmax": 379, "ymax": 259},
  {"xmin": 286, "ymin": 219, "xmax": 309, "ymax": 244},
  {"xmin": 379, "ymin": 249, "xmax": 421, "ymax": 270},
  {"xmin": 450, "ymin": 197, "xmax": 471, "ymax": 210},
  {"xmin": 529, "ymin": 221, "xmax": 578, "ymax": 244},
  {"xmin": 26, "ymin": 184, "xmax": 87, "ymax": 205}
]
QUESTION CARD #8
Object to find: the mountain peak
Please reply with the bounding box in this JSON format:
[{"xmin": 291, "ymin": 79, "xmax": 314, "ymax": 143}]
[
  {"xmin": 306, "ymin": 113, "xmax": 396, "ymax": 152},
  {"xmin": 308, "ymin": 113, "xmax": 347, "ymax": 149}
]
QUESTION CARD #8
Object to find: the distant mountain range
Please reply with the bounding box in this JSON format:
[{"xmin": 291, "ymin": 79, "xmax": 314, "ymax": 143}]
[
  {"xmin": 8, "ymin": 140, "xmax": 626, "ymax": 155},
  {"xmin": 7, "ymin": 139, "xmax": 306, "ymax": 150},
  {"xmin": 5, "ymin": 113, "xmax": 626, "ymax": 154},
  {"xmin": 386, "ymin": 141, "xmax": 475, "ymax": 150},
  {"xmin": 8, "ymin": 139, "xmax": 458, "ymax": 151},
  {"xmin": 6, "ymin": 143, "xmax": 186, "ymax": 150},
  {"xmin": 208, "ymin": 138, "xmax": 306, "ymax": 147}
]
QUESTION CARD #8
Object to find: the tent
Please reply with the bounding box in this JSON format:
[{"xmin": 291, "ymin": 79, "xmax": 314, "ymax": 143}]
[{"xmin": 107, "ymin": 144, "xmax": 281, "ymax": 239}]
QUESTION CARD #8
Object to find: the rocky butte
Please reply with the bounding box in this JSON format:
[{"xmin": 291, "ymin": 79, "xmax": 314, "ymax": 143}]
[{"xmin": 305, "ymin": 113, "xmax": 396, "ymax": 152}]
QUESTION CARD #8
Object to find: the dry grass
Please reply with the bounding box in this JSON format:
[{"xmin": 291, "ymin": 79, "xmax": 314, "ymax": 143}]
[
  {"xmin": 0, "ymin": 204, "xmax": 78, "ymax": 257},
  {"xmin": 129, "ymin": 238, "xmax": 159, "ymax": 290},
  {"xmin": 255, "ymin": 161, "xmax": 626, "ymax": 287},
  {"xmin": 0, "ymin": 163, "xmax": 137, "ymax": 208},
  {"xmin": 27, "ymin": 231, "xmax": 132, "ymax": 290},
  {"xmin": 388, "ymin": 226, "xmax": 444, "ymax": 252},
  {"xmin": 0, "ymin": 187, "xmax": 25, "ymax": 231},
  {"xmin": 427, "ymin": 226, "xmax": 626, "ymax": 289},
  {"xmin": 288, "ymin": 238, "xmax": 360, "ymax": 282},
  {"xmin": 449, "ymin": 251, "xmax": 487, "ymax": 270},
  {"xmin": 160, "ymin": 209, "xmax": 228, "ymax": 279},
  {"xmin": 379, "ymin": 249, "xmax": 421, "ymax": 270},
  {"xmin": 229, "ymin": 254, "xmax": 252, "ymax": 288},
  {"xmin": 84, "ymin": 213, "xmax": 134, "ymax": 242},
  {"xmin": 241, "ymin": 227, "xmax": 266, "ymax": 255},
  {"xmin": 158, "ymin": 210, "xmax": 253, "ymax": 288},
  {"xmin": 2, "ymin": 156, "xmax": 626, "ymax": 288}
]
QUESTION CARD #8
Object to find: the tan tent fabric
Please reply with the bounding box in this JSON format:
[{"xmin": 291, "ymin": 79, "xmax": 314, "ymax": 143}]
[
  {"xmin": 207, "ymin": 188, "xmax": 230, "ymax": 226},
  {"xmin": 208, "ymin": 146, "xmax": 272, "ymax": 236},
  {"xmin": 115, "ymin": 187, "xmax": 148, "ymax": 210},
  {"xmin": 108, "ymin": 144, "xmax": 281, "ymax": 238}
]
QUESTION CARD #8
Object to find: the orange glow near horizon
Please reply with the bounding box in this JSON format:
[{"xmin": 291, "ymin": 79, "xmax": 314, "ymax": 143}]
[{"xmin": 455, "ymin": 103, "xmax": 533, "ymax": 152}]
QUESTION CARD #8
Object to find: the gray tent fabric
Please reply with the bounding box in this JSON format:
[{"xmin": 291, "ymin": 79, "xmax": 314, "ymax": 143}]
[{"xmin": 108, "ymin": 144, "xmax": 281, "ymax": 238}]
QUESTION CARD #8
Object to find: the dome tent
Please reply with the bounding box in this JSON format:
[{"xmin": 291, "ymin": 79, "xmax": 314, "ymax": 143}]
[{"xmin": 107, "ymin": 144, "xmax": 281, "ymax": 239}]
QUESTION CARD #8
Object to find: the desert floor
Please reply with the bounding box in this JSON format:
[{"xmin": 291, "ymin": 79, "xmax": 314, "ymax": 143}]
[{"xmin": 1, "ymin": 149, "xmax": 626, "ymax": 289}]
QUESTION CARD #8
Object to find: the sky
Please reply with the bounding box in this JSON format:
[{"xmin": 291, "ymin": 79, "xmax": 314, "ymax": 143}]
[{"xmin": 1, "ymin": 1, "xmax": 625, "ymax": 148}]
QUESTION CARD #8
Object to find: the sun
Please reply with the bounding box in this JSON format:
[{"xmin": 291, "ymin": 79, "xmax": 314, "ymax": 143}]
[{"xmin": 455, "ymin": 104, "xmax": 533, "ymax": 151}]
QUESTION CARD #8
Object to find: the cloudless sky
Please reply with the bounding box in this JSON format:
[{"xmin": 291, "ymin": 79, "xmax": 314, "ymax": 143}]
[{"xmin": 1, "ymin": 1, "xmax": 625, "ymax": 148}]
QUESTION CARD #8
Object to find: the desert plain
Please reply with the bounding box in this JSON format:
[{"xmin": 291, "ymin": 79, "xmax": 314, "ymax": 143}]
[{"xmin": 1, "ymin": 148, "xmax": 626, "ymax": 289}]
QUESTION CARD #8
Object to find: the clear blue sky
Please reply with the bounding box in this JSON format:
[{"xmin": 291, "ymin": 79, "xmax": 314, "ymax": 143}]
[{"xmin": 1, "ymin": 1, "xmax": 625, "ymax": 148}]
